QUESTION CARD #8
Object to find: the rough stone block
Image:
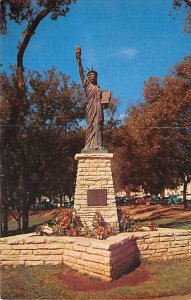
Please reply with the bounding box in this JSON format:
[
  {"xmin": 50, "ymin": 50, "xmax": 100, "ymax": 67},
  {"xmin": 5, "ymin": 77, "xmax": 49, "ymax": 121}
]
[
  {"xmin": 0, "ymin": 244, "xmax": 12, "ymax": 250},
  {"xmin": 82, "ymin": 252, "xmax": 110, "ymax": 264},
  {"xmin": 1, "ymin": 250, "xmax": 20, "ymax": 255},
  {"xmin": 25, "ymin": 236, "xmax": 46, "ymax": 244},
  {"xmin": 137, "ymin": 244, "xmax": 149, "ymax": 251},
  {"xmin": 25, "ymin": 261, "xmax": 44, "ymax": 266},
  {"xmin": 149, "ymin": 242, "xmax": 171, "ymax": 250},
  {"xmin": 34, "ymin": 249, "xmax": 64, "ymax": 255},
  {"xmin": 2, "ymin": 261, "xmax": 23, "ymax": 266},
  {"xmin": 20, "ymin": 250, "xmax": 33, "ymax": 255},
  {"xmin": 64, "ymin": 256, "xmax": 77, "ymax": 264},
  {"xmin": 12, "ymin": 244, "xmax": 38, "ymax": 250},
  {"xmin": 171, "ymin": 241, "xmax": 188, "ymax": 247},
  {"xmin": 159, "ymin": 236, "xmax": 175, "ymax": 242},
  {"xmin": 87, "ymin": 247, "xmax": 110, "ymax": 257},
  {"xmin": 37, "ymin": 243, "xmax": 64, "ymax": 249}
]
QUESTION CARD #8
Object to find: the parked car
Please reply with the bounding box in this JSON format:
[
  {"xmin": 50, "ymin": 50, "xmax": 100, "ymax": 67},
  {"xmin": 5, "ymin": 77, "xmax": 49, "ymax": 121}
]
[
  {"xmin": 142, "ymin": 196, "xmax": 152, "ymax": 205},
  {"xmin": 126, "ymin": 195, "xmax": 152, "ymax": 205},
  {"xmin": 64, "ymin": 200, "xmax": 74, "ymax": 208},
  {"xmin": 150, "ymin": 196, "xmax": 161, "ymax": 205},
  {"xmin": 115, "ymin": 196, "xmax": 128, "ymax": 206},
  {"xmin": 163, "ymin": 196, "xmax": 183, "ymax": 205}
]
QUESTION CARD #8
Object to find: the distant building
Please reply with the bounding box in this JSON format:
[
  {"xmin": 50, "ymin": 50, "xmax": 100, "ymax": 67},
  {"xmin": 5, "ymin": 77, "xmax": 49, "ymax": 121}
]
[
  {"xmin": 165, "ymin": 182, "xmax": 191, "ymax": 200},
  {"xmin": 116, "ymin": 182, "xmax": 191, "ymax": 200}
]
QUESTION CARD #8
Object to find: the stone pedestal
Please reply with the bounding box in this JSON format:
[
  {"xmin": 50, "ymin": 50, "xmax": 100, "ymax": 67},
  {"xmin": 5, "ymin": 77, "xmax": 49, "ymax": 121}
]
[{"xmin": 74, "ymin": 152, "xmax": 119, "ymax": 229}]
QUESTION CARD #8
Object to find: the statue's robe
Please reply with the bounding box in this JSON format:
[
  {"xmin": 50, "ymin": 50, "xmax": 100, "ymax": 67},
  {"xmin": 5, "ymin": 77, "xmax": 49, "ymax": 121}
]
[{"xmin": 83, "ymin": 78, "xmax": 103, "ymax": 149}]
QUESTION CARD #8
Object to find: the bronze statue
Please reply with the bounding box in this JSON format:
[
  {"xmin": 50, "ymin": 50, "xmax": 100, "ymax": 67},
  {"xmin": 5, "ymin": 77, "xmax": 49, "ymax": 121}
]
[{"xmin": 76, "ymin": 47, "xmax": 110, "ymax": 152}]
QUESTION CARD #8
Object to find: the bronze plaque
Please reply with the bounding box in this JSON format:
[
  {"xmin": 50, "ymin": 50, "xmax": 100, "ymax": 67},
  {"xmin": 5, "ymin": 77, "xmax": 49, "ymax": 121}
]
[{"xmin": 87, "ymin": 189, "xmax": 107, "ymax": 206}]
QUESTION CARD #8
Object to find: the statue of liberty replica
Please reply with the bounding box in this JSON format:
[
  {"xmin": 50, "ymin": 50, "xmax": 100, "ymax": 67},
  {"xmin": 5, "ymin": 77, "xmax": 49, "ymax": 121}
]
[{"xmin": 76, "ymin": 47, "xmax": 110, "ymax": 151}]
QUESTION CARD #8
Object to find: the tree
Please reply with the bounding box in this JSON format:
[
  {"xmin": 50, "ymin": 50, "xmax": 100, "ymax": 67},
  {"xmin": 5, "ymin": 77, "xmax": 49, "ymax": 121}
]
[
  {"xmin": 0, "ymin": 69, "xmax": 85, "ymax": 235},
  {"xmin": 0, "ymin": 0, "xmax": 77, "ymax": 235},
  {"xmin": 103, "ymin": 97, "xmax": 121, "ymax": 150},
  {"xmin": 1, "ymin": 0, "xmax": 77, "ymax": 125},
  {"xmin": 171, "ymin": 0, "xmax": 191, "ymax": 32},
  {"xmin": 113, "ymin": 56, "xmax": 191, "ymax": 207}
]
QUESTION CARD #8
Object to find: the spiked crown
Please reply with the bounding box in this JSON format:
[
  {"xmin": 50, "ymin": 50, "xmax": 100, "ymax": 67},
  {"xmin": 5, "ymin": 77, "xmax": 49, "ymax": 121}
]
[{"xmin": 87, "ymin": 67, "xmax": 97, "ymax": 77}]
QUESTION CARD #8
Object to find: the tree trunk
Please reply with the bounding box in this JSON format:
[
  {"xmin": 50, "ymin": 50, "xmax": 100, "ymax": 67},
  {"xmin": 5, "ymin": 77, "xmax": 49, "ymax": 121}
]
[
  {"xmin": 160, "ymin": 188, "xmax": 165, "ymax": 205},
  {"xmin": 2, "ymin": 205, "xmax": 9, "ymax": 237},
  {"xmin": 182, "ymin": 179, "xmax": 188, "ymax": 209},
  {"xmin": 16, "ymin": 209, "xmax": 22, "ymax": 234},
  {"xmin": 60, "ymin": 192, "xmax": 63, "ymax": 209},
  {"xmin": 22, "ymin": 206, "xmax": 29, "ymax": 233}
]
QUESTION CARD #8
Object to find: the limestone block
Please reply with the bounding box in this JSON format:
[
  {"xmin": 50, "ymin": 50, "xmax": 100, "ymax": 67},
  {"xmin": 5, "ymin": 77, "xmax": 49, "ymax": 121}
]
[
  {"xmin": 20, "ymin": 250, "xmax": 33, "ymax": 255},
  {"xmin": 75, "ymin": 238, "xmax": 91, "ymax": 247},
  {"xmin": 155, "ymin": 248, "xmax": 168, "ymax": 253},
  {"xmin": 12, "ymin": 244, "xmax": 38, "ymax": 250},
  {"xmin": 64, "ymin": 255, "xmax": 77, "ymax": 264},
  {"xmin": 171, "ymin": 241, "xmax": 189, "ymax": 247},
  {"xmin": 87, "ymin": 247, "xmax": 110, "ymax": 257},
  {"xmin": 82, "ymin": 252, "xmax": 110, "ymax": 264},
  {"xmin": 76, "ymin": 258, "xmax": 88, "ymax": 267},
  {"xmin": 144, "ymin": 237, "xmax": 160, "ymax": 243},
  {"xmin": 43, "ymin": 255, "xmax": 63, "ymax": 261},
  {"xmin": 2, "ymin": 261, "xmax": 23, "ymax": 266},
  {"xmin": 6, "ymin": 238, "xmax": 25, "ymax": 245},
  {"xmin": 1, "ymin": 255, "xmax": 23, "ymax": 261},
  {"xmin": 149, "ymin": 242, "xmax": 171, "ymax": 250},
  {"xmin": 46, "ymin": 236, "xmax": 68, "ymax": 243},
  {"xmin": 44, "ymin": 261, "xmax": 61, "ymax": 265},
  {"xmin": 85, "ymin": 260, "xmax": 101, "ymax": 271},
  {"xmin": 0, "ymin": 244, "xmax": 12, "ymax": 250},
  {"xmin": 34, "ymin": 249, "xmax": 64, "ymax": 255},
  {"xmin": 37, "ymin": 243, "xmax": 64, "ymax": 249},
  {"xmin": 175, "ymin": 235, "xmax": 191, "ymax": 241},
  {"xmin": 25, "ymin": 236, "xmax": 46, "ymax": 244},
  {"xmin": 72, "ymin": 245, "xmax": 87, "ymax": 252},
  {"xmin": 174, "ymin": 230, "xmax": 191, "ymax": 236},
  {"xmin": 159, "ymin": 236, "xmax": 175, "ymax": 242},
  {"xmin": 25, "ymin": 261, "xmax": 44, "ymax": 266},
  {"xmin": 91, "ymin": 240, "xmax": 111, "ymax": 250},
  {"xmin": 98, "ymin": 263, "xmax": 112, "ymax": 273},
  {"xmin": 64, "ymin": 249, "xmax": 82, "ymax": 259},
  {"xmin": 137, "ymin": 244, "xmax": 149, "ymax": 251},
  {"xmin": 1, "ymin": 250, "xmax": 20, "ymax": 255},
  {"xmin": 168, "ymin": 248, "xmax": 188, "ymax": 254},
  {"xmin": 136, "ymin": 239, "xmax": 145, "ymax": 245},
  {"xmin": 158, "ymin": 230, "xmax": 174, "ymax": 237}
]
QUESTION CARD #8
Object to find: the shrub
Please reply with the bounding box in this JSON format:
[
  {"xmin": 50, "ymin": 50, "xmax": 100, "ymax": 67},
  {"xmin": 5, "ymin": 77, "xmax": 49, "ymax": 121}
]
[{"xmin": 35, "ymin": 209, "xmax": 142, "ymax": 239}]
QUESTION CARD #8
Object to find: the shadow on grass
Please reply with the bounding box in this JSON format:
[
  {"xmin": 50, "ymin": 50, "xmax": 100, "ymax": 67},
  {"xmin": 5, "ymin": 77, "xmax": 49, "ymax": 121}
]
[{"xmin": 159, "ymin": 219, "xmax": 191, "ymax": 229}]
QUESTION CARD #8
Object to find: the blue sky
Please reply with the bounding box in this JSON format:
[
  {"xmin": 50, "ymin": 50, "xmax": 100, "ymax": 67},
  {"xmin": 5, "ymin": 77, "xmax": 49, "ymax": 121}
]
[{"xmin": 2, "ymin": 0, "xmax": 191, "ymax": 115}]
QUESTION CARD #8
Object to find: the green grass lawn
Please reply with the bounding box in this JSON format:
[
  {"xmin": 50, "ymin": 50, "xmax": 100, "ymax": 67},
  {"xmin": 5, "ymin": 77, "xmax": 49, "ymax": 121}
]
[
  {"xmin": 1, "ymin": 259, "xmax": 191, "ymax": 299},
  {"xmin": 8, "ymin": 210, "xmax": 59, "ymax": 232},
  {"xmin": 7, "ymin": 207, "xmax": 191, "ymax": 236}
]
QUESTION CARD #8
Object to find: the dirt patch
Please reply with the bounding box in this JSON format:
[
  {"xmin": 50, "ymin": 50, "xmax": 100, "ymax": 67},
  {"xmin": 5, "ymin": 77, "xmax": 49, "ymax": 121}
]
[{"xmin": 57, "ymin": 264, "xmax": 152, "ymax": 291}]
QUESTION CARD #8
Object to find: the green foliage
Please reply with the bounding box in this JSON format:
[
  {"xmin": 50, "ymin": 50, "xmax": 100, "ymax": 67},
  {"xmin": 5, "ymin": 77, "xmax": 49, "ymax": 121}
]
[
  {"xmin": 118, "ymin": 208, "xmax": 142, "ymax": 232},
  {"xmin": 35, "ymin": 209, "xmax": 118, "ymax": 239},
  {"xmin": 112, "ymin": 56, "xmax": 191, "ymax": 198},
  {"xmin": 0, "ymin": 69, "xmax": 85, "ymax": 234},
  {"xmin": 1, "ymin": 0, "xmax": 77, "ymax": 34},
  {"xmin": 172, "ymin": 0, "xmax": 191, "ymax": 33}
]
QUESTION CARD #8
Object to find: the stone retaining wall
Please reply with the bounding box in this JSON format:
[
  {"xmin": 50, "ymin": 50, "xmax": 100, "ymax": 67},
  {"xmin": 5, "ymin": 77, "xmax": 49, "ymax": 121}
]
[{"xmin": 1, "ymin": 228, "xmax": 191, "ymax": 281}]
